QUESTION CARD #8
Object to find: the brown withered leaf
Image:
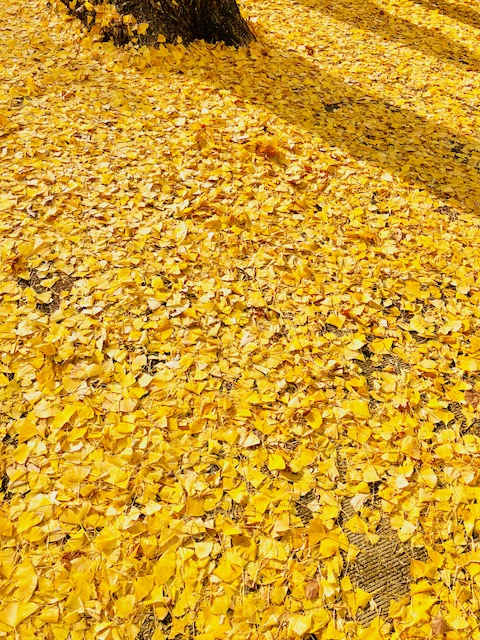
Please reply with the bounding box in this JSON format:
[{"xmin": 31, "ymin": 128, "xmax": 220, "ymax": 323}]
[
  {"xmin": 431, "ymin": 614, "xmax": 447, "ymax": 637},
  {"xmin": 305, "ymin": 580, "xmax": 319, "ymax": 600}
]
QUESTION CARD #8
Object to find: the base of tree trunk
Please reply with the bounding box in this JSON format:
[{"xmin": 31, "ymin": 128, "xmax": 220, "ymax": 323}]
[{"xmin": 61, "ymin": 0, "xmax": 255, "ymax": 47}]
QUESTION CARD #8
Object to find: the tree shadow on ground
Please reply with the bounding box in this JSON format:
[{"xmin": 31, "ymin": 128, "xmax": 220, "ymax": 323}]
[
  {"xmin": 294, "ymin": 0, "xmax": 480, "ymax": 72},
  {"xmin": 187, "ymin": 43, "xmax": 480, "ymax": 211},
  {"xmin": 411, "ymin": 0, "xmax": 480, "ymax": 31}
]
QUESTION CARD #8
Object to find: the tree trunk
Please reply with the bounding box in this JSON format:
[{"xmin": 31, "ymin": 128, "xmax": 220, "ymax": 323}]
[{"xmin": 64, "ymin": 0, "xmax": 255, "ymax": 47}]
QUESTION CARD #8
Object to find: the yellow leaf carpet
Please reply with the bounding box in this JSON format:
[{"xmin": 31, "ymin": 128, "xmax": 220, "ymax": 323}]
[{"xmin": 1, "ymin": 0, "xmax": 480, "ymax": 638}]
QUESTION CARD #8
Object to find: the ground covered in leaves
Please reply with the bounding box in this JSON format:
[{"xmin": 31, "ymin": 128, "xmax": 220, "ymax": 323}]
[{"xmin": 2, "ymin": 0, "xmax": 480, "ymax": 638}]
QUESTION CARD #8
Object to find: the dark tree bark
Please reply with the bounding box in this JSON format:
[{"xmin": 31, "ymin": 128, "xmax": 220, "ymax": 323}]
[{"xmin": 64, "ymin": 0, "xmax": 255, "ymax": 47}]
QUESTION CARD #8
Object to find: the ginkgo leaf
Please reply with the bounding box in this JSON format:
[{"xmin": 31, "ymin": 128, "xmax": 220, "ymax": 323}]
[
  {"xmin": 194, "ymin": 541, "xmax": 214, "ymax": 559},
  {"xmin": 267, "ymin": 452, "xmax": 286, "ymax": 470},
  {"xmin": 114, "ymin": 595, "xmax": 136, "ymax": 618},
  {"xmin": 134, "ymin": 576, "xmax": 155, "ymax": 601},
  {"xmin": 137, "ymin": 23, "xmax": 149, "ymax": 35},
  {"xmin": 154, "ymin": 552, "xmax": 176, "ymax": 585},
  {"xmin": 0, "ymin": 603, "xmax": 38, "ymax": 628},
  {"xmin": 306, "ymin": 408, "xmax": 323, "ymax": 429},
  {"xmin": 342, "ymin": 400, "xmax": 371, "ymax": 419}
]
